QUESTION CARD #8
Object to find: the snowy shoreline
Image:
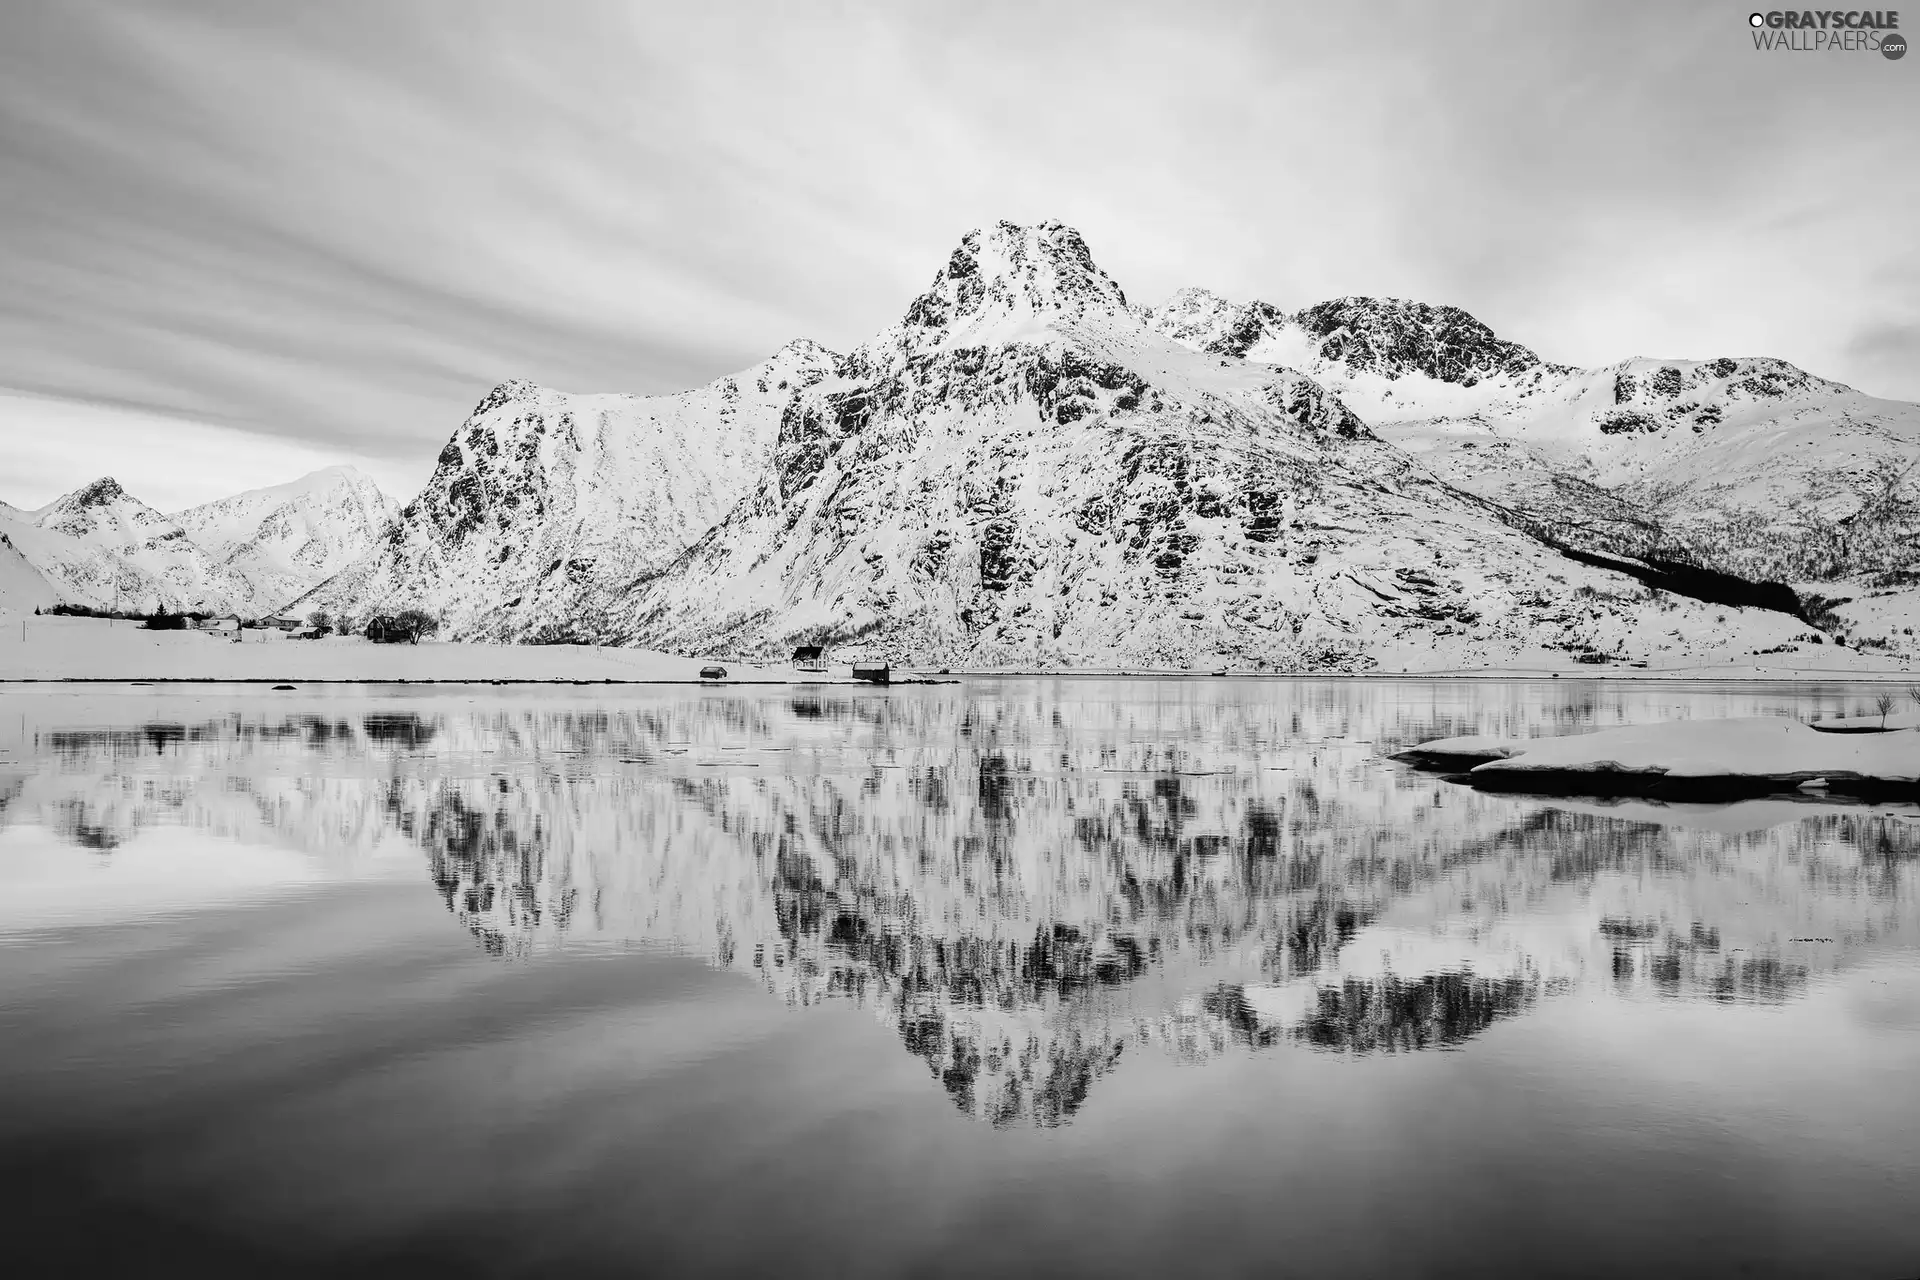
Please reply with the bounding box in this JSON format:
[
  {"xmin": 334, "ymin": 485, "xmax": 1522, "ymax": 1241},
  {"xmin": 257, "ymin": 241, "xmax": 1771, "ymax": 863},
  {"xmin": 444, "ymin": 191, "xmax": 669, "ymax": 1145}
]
[
  {"xmin": 3, "ymin": 615, "xmax": 1918, "ymax": 686},
  {"xmin": 7, "ymin": 672, "xmax": 1919, "ymax": 688},
  {"xmin": 8, "ymin": 667, "xmax": 1920, "ymax": 686}
]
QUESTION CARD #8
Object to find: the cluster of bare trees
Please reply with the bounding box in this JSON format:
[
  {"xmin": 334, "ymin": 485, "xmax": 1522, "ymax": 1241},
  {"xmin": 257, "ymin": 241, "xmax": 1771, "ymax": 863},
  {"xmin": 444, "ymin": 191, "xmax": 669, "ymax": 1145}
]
[
  {"xmin": 362, "ymin": 610, "xmax": 440, "ymax": 645},
  {"xmin": 297, "ymin": 608, "xmax": 439, "ymax": 644}
]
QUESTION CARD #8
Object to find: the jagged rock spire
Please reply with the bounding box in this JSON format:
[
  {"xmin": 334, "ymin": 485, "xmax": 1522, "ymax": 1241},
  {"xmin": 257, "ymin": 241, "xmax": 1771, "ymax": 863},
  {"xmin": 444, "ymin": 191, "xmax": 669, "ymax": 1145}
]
[{"xmin": 898, "ymin": 220, "xmax": 1131, "ymax": 337}]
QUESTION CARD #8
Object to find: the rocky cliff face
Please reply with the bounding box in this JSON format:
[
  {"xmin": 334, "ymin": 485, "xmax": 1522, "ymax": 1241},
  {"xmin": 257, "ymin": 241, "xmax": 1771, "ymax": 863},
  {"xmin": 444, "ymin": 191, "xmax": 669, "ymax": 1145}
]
[
  {"xmin": 1291, "ymin": 295, "xmax": 1554, "ymax": 384},
  {"xmin": 1144, "ymin": 288, "xmax": 1553, "ymax": 384},
  {"xmin": 297, "ymin": 340, "xmax": 838, "ymax": 639}
]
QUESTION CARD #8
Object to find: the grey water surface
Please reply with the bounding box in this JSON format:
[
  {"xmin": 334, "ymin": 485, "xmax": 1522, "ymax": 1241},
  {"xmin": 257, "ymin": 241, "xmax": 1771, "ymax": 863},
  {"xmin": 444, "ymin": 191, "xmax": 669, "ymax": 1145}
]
[{"xmin": 2, "ymin": 679, "xmax": 1918, "ymax": 1278}]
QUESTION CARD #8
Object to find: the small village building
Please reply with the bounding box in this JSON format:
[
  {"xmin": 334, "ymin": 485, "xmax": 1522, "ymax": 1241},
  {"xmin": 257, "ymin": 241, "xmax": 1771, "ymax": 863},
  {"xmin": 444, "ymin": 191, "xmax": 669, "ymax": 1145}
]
[
  {"xmin": 791, "ymin": 645, "xmax": 827, "ymax": 672},
  {"xmin": 195, "ymin": 615, "xmax": 241, "ymax": 633},
  {"xmin": 852, "ymin": 662, "xmax": 890, "ymax": 685}
]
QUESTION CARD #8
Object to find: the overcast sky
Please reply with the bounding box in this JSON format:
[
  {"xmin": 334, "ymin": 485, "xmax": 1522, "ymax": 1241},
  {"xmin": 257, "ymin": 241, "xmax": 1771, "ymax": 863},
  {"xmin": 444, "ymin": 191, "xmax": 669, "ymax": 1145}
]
[{"xmin": 1, "ymin": 0, "xmax": 1914, "ymax": 510}]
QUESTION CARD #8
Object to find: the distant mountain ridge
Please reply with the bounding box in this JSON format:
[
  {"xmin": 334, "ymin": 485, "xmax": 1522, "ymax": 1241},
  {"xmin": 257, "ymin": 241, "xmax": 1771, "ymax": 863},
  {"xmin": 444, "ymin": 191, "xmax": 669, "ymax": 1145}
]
[
  {"xmin": 0, "ymin": 466, "xmax": 397, "ymax": 615},
  {"xmin": 1142, "ymin": 284, "xmax": 1918, "ymax": 585},
  {"xmin": 0, "ymin": 477, "xmax": 262, "ymax": 614}
]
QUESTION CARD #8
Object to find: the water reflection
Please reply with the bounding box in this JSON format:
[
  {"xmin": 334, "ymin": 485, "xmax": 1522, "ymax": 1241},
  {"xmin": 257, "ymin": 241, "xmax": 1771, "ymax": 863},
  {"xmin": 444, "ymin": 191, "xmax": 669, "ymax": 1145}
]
[{"xmin": 6, "ymin": 682, "xmax": 1918, "ymax": 1127}]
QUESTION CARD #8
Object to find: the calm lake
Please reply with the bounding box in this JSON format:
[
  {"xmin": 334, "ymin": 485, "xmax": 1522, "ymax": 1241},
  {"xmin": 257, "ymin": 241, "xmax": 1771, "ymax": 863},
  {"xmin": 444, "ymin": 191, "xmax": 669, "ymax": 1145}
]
[{"xmin": 3, "ymin": 679, "xmax": 1918, "ymax": 1278}]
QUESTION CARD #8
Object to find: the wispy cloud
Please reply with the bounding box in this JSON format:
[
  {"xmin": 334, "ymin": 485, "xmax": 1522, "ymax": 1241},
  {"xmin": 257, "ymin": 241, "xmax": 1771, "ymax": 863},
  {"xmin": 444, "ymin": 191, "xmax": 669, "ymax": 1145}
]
[
  {"xmin": 0, "ymin": 392, "xmax": 407, "ymax": 513},
  {"xmin": 2, "ymin": 0, "xmax": 1913, "ymax": 508}
]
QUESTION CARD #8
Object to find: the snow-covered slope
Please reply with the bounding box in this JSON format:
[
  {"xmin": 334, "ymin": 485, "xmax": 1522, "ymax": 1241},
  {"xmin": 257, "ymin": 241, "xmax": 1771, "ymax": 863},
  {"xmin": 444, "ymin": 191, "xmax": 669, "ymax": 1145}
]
[
  {"xmin": 0, "ymin": 529, "xmax": 59, "ymax": 613},
  {"xmin": 0, "ymin": 478, "xmax": 260, "ymax": 613},
  {"xmin": 1145, "ymin": 289, "xmax": 1920, "ymax": 588},
  {"xmin": 298, "ymin": 341, "xmax": 838, "ymax": 640},
  {"xmin": 583, "ymin": 221, "xmax": 1814, "ymax": 670},
  {"xmin": 172, "ymin": 466, "xmax": 398, "ymax": 612}
]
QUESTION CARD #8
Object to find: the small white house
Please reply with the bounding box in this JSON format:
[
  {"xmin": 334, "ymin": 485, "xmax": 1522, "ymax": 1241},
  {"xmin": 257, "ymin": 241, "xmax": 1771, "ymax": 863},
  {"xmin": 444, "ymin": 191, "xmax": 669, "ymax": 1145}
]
[{"xmin": 195, "ymin": 615, "xmax": 241, "ymax": 633}]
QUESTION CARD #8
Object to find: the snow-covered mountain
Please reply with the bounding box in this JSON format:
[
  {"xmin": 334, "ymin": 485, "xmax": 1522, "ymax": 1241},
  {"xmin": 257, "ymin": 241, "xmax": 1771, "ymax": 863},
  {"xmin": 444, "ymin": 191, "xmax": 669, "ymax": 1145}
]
[
  {"xmin": 0, "ymin": 478, "xmax": 263, "ymax": 614},
  {"xmin": 1143, "ymin": 288, "xmax": 1920, "ymax": 586},
  {"xmin": 0, "ymin": 468, "xmax": 397, "ymax": 616},
  {"xmin": 295, "ymin": 341, "xmax": 838, "ymax": 639},
  {"xmin": 171, "ymin": 217, "xmax": 1911, "ymax": 667},
  {"xmin": 569, "ymin": 220, "xmax": 1830, "ymax": 669},
  {"xmin": 171, "ymin": 466, "xmax": 398, "ymax": 613}
]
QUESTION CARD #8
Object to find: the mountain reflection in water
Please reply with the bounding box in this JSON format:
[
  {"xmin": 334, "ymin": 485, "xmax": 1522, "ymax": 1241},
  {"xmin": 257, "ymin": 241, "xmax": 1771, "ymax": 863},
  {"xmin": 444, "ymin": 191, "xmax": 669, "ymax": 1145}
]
[{"xmin": 7, "ymin": 680, "xmax": 1918, "ymax": 1128}]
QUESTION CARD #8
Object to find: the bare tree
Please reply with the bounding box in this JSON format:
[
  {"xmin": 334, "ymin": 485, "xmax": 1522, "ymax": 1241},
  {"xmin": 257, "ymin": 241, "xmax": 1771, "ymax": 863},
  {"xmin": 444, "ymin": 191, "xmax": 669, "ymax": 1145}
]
[
  {"xmin": 1876, "ymin": 692, "xmax": 1896, "ymax": 728},
  {"xmin": 392, "ymin": 609, "xmax": 440, "ymax": 645}
]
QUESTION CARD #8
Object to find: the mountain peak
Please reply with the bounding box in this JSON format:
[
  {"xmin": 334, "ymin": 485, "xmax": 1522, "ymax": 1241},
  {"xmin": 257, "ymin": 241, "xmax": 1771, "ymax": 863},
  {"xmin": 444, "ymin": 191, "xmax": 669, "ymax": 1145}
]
[
  {"xmin": 197, "ymin": 465, "xmax": 388, "ymax": 511},
  {"xmin": 775, "ymin": 337, "xmax": 836, "ymax": 361},
  {"xmin": 469, "ymin": 379, "xmax": 542, "ymax": 419},
  {"xmin": 65, "ymin": 477, "xmax": 128, "ymax": 509},
  {"xmin": 760, "ymin": 337, "xmax": 841, "ymax": 383},
  {"xmin": 898, "ymin": 220, "xmax": 1130, "ymax": 337}
]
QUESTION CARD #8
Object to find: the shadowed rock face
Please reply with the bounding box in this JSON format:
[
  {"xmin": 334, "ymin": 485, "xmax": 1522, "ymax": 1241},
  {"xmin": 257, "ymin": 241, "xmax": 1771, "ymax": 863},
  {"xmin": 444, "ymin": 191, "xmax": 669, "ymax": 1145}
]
[
  {"xmin": 64, "ymin": 478, "xmax": 128, "ymax": 509},
  {"xmin": 1143, "ymin": 289, "xmax": 1557, "ymax": 385},
  {"xmin": 14, "ymin": 690, "xmax": 1917, "ymax": 1126},
  {"xmin": 1291, "ymin": 297, "xmax": 1552, "ymax": 385}
]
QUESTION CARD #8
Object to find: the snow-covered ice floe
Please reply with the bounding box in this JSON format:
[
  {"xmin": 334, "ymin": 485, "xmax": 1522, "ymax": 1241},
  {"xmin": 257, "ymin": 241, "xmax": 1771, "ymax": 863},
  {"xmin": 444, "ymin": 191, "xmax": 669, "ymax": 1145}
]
[{"xmin": 1397, "ymin": 718, "xmax": 1920, "ymax": 798}]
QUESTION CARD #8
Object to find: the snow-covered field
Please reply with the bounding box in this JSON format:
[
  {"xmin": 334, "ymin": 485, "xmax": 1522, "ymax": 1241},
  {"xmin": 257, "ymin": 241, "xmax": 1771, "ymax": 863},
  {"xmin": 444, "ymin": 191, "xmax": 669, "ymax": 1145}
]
[
  {"xmin": 2, "ymin": 613, "xmax": 1914, "ymax": 683},
  {"xmin": 0, "ymin": 615, "xmax": 845, "ymax": 683}
]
